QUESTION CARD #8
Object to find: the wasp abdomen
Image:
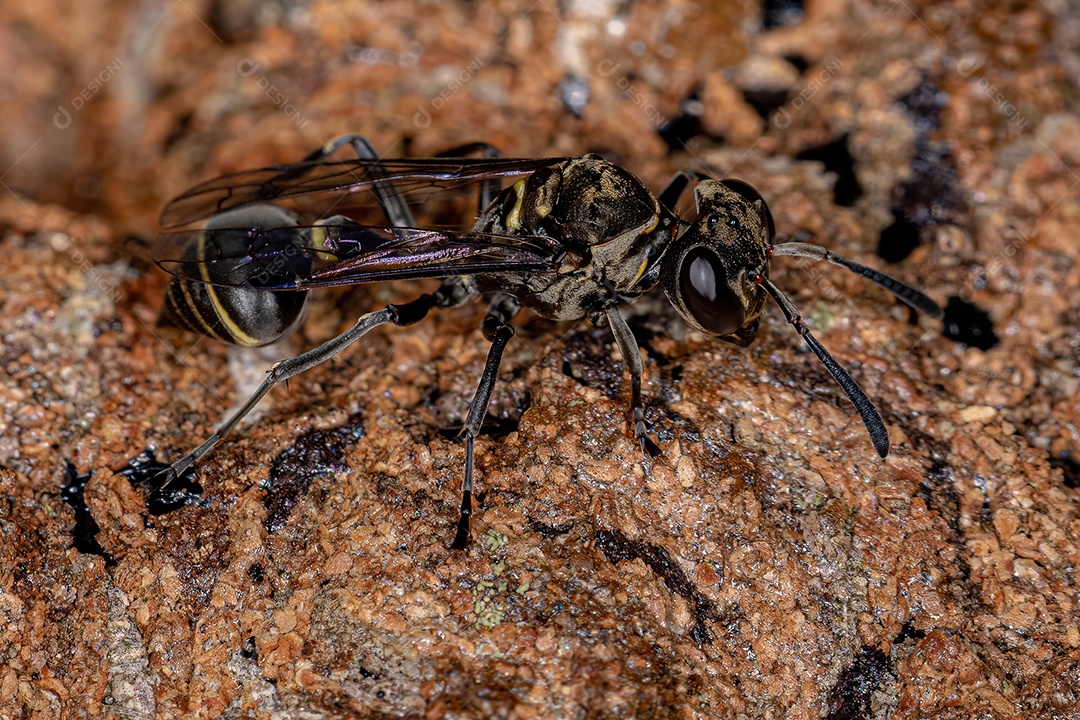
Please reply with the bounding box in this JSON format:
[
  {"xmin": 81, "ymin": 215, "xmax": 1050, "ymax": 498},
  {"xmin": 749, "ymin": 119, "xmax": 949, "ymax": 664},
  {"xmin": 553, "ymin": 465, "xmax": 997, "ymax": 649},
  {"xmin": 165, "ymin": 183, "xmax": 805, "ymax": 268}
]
[{"xmin": 160, "ymin": 204, "xmax": 311, "ymax": 348}]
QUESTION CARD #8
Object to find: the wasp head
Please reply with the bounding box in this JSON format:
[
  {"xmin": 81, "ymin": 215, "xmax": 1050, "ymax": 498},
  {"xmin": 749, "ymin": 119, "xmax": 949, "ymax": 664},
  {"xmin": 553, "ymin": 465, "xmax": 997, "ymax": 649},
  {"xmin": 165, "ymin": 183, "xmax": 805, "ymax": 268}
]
[{"xmin": 662, "ymin": 179, "xmax": 775, "ymax": 347}]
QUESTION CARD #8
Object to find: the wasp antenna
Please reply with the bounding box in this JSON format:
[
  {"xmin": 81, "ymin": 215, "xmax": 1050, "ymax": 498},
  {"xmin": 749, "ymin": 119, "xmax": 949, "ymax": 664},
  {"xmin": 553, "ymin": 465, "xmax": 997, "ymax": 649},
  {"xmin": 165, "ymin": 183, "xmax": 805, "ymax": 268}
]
[
  {"xmin": 771, "ymin": 241, "xmax": 943, "ymax": 320},
  {"xmin": 756, "ymin": 274, "xmax": 891, "ymax": 458}
]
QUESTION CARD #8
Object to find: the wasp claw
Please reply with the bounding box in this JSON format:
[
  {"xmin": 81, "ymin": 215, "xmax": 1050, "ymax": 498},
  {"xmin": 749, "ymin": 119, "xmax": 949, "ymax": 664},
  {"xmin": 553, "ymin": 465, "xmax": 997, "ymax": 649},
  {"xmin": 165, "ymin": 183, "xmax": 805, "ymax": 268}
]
[
  {"xmin": 451, "ymin": 523, "xmax": 470, "ymax": 550},
  {"xmin": 451, "ymin": 489, "xmax": 472, "ymax": 549},
  {"xmin": 640, "ymin": 435, "xmax": 662, "ymax": 459}
]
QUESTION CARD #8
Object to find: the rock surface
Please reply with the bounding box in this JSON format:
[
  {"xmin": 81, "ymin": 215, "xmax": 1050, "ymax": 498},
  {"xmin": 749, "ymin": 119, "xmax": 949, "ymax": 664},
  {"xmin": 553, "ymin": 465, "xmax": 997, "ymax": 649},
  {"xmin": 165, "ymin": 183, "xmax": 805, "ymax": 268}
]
[{"xmin": 1, "ymin": 0, "xmax": 1078, "ymax": 718}]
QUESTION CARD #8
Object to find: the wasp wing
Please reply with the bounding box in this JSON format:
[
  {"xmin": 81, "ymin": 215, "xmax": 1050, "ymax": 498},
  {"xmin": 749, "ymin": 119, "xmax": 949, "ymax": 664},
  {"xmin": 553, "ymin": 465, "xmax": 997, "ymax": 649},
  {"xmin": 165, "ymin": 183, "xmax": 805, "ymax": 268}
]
[
  {"xmin": 296, "ymin": 229, "xmax": 561, "ymax": 288},
  {"xmin": 160, "ymin": 157, "xmax": 568, "ymax": 229},
  {"xmin": 154, "ymin": 224, "xmax": 562, "ymax": 289}
]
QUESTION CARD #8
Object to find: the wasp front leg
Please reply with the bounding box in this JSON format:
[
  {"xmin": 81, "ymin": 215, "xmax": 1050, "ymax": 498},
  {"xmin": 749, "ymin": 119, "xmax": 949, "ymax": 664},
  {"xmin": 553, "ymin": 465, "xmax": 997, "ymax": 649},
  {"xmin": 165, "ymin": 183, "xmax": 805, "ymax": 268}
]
[{"xmin": 604, "ymin": 304, "xmax": 661, "ymax": 458}]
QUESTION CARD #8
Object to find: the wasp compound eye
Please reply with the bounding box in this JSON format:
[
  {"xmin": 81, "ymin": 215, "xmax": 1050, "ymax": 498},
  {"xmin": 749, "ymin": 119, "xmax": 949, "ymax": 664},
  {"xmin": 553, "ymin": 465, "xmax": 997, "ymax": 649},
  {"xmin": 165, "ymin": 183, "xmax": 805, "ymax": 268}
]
[{"xmin": 680, "ymin": 247, "xmax": 745, "ymax": 335}]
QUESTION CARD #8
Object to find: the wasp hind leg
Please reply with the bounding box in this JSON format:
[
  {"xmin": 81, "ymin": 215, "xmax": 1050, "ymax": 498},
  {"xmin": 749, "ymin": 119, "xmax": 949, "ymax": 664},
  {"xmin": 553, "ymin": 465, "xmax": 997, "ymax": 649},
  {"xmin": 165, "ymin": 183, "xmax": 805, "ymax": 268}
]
[{"xmin": 159, "ymin": 291, "xmax": 458, "ymax": 486}]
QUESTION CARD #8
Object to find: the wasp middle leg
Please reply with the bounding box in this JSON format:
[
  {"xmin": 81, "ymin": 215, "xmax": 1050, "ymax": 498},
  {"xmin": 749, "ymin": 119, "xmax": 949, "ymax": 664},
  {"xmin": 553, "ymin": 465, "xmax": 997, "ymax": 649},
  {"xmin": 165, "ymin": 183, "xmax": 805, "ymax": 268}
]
[{"xmin": 452, "ymin": 291, "xmax": 520, "ymax": 548}]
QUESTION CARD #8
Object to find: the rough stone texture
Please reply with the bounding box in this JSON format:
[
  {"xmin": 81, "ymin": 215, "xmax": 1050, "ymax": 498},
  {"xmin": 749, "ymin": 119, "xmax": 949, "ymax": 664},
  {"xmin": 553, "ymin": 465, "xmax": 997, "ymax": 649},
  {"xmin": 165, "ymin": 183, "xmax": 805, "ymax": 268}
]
[{"xmin": 2, "ymin": 0, "xmax": 1079, "ymax": 718}]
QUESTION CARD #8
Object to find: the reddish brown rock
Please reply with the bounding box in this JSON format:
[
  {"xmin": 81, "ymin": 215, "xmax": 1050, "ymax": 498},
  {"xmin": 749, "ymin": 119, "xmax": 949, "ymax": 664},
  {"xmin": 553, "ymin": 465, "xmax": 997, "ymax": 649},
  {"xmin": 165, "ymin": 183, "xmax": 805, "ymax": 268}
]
[{"xmin": 2, "ymin": 0, "xmax": 1079, "ymax": 718}]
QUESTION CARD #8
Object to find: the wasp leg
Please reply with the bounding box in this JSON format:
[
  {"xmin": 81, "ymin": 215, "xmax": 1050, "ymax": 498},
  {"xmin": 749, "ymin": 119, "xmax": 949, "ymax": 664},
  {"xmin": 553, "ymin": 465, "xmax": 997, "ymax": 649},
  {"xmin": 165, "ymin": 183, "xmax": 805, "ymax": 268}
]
[
  {"xmin": 605, "ymin": 305, "xmax": 662, "ymax": 458},
  {"xmin": 452, "ymin": 293, "xmax": 520, "ymax": 549},
  {"xmin": 307, "ymin": 134, "xmax": 416, "ymax": 227},
  {"xmin": 158, "ymin": 291, "xmax": 452, "ymax": 486},
  {"xmin": 435, "ymin": 142, "xmax": 503, "ymax": 214},
  {"xmin": 656, "ymin": 170, "xmax": 708, "ymax": 214}
]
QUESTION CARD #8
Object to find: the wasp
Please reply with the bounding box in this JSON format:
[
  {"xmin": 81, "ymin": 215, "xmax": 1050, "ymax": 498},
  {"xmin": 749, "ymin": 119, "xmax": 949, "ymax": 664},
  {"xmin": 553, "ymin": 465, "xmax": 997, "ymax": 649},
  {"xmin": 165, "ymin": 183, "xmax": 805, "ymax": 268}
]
[{"xmin": 152, "ymin": 135, "xmax": 943, "ymax": 547}]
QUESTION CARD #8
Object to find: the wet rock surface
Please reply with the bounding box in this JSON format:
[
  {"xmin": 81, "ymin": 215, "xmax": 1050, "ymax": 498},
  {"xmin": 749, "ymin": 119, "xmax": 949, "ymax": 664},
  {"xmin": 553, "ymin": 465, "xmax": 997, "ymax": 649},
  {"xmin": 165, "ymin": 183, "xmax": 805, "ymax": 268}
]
[{"xmin": 2, "ymin": 0, "xmax": 1079, "ymax": 717}]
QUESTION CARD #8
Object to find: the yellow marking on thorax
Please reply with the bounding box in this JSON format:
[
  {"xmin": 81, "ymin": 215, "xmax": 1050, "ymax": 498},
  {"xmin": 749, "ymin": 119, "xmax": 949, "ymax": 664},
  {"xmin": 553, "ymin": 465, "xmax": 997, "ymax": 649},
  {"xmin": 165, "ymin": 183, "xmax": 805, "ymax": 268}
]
[
  {"xmin": 505, "ymin": 179, "xmax": 527, "ymax": 231},
  {"xmin": 629, "ymin": 199, "xmax": 662, "ymax": 283},
  {"xmin": 643, "ymin": 213, "xmax": 659, "ymax": 234}
]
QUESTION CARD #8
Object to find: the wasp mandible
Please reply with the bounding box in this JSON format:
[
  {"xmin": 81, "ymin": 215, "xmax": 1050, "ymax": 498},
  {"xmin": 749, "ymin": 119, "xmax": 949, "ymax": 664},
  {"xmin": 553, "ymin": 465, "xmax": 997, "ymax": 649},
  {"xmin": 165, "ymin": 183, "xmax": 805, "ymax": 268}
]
[{"xmin": 152, "ymin": 136, "xmax": 943, "ymax": 546}]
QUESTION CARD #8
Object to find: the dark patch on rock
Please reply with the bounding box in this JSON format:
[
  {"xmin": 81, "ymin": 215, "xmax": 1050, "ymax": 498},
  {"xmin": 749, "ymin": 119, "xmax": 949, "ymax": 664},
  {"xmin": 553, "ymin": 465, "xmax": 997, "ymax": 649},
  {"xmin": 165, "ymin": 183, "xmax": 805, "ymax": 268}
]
[
  {"xmin": 825, "ymin": 646, "xmax": 890, "ymax": 720},
  {"xmin": 942, "ymin": 296, "xmax": 999, "ymax": 350},
  {"xmin": 762, "ymin": 0, "xmax": 804, "ymax": 29},
  {"xmin": 918, "ymin": 461, "xmax": 963, "ymax": 537},
  {"xmin": 247, "ymin": 561, "xmax": 265, "ymax": 584},
  {"xmin": 796, "ymin": 135, "xmax": 863, "ymax": 207},
  {"xmin": 897, "ymin": 79, "xmax": 948, "ymax": 134},
  {"xmin": 595, "ymin": 528, "xmax": 716, "ymax": 644},
  {"xmin": 658, "ymin": 87, "xmax": 708, "ymax": 151},
  {"xmin": 561, "ymin": 328, "xmax": 624, "ymax": 400},
  {"xmin": 240, "ymin": 635, "xmax": 258, "ymax": 660},
  {"xmin": 784, "ymin": 54, "xmax": 810, "ymax": 74},
  {"xmin": 877, "ymin": 210, "xmax": 922, "ymax": 263},
  {"xmin": 263, "ymin": 414, "xmax": 364, "ymax": 533},
  {"xmin": 60, "ymin": 461, "xmax": 115, "ymax": 566},
  {"xmin": 891, "ymin": 142, "xmax": 964, "ymax": 231},
  {"xmin": 527, "ymin": 517, "xmax": 575, "ymax": 537},
  {"xmin": 918, "ymin": 461, "xmax": 974, "ymax": 587},
  {"xmin": 895, "ymin": 619, "xmax": 926, "ymax": 645},
  {"xmin": 742, "ymin": 87, "xmax": 790, "ymax": 121},
  {"xmin": 1050, "ymin": 454, "xmax": 1080, "ymax": 489},
  {"xmin": 879, "ymin": 82, "xmax": 966, "ymax": 262}
]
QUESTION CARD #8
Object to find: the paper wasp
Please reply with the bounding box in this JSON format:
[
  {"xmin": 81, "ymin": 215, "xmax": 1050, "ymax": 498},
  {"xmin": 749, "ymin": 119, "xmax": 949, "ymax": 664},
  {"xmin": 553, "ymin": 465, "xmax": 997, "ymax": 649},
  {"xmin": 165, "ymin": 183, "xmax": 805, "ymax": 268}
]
[{"xmin": 152, "ymin": 135, "xmax": 942, "ymax": 547}]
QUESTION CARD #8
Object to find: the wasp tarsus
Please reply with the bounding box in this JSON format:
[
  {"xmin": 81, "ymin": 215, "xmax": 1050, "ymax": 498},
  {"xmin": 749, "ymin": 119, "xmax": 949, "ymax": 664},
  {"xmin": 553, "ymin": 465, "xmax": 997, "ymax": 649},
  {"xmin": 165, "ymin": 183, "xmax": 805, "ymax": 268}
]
[
  {"xmin": 59, "ymin": 450, "xmax": 204, "ymax": 562},
  {"xmin": 119, "ymin": 450, "xmax": 206, "ymax": 515},
  {"xmin": 149, "ymin": 134, "xmax": 942, "ymax": 546}
]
